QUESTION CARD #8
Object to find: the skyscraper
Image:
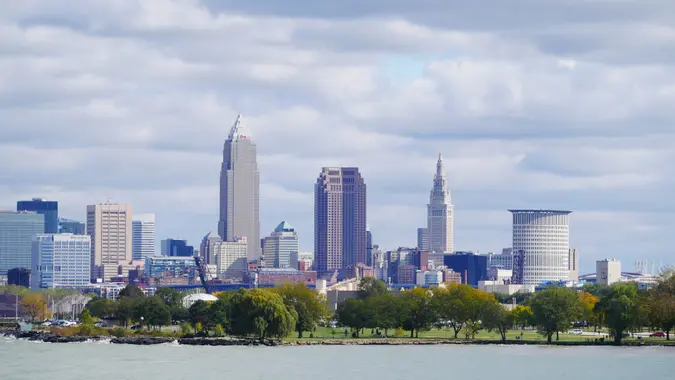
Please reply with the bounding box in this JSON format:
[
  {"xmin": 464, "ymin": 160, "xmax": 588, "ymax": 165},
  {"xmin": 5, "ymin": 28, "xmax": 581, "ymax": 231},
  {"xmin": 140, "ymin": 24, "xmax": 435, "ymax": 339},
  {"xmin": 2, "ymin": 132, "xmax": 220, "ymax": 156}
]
[
  {"xmin": 416, "ymin": 227, "xmax": 429, "ymax": 251},
  {"xmin": 263, "ymin": 221, "xmax": 299, "ymax": 269},
  {"xmin": 366, "ymin": 228, "xmax": 373, "ymax": 267},
  {"xmin": 218, "ymin": 115, "xmax": 260, "ymax": 262},
  {"xmin": 427, "ymin": 154, "xmax": 454, "ymax": 253},
  {"xmin": 510, "ymin": 209, "xmax": 571, "ymax": 285},
  {"xmin": 132, "ymin": 214, "xmax": 156, "ymax": 260},
  {"xmin": 17, "ymin": 198, "xmax": 58, "ymax": 234},
  {"xmin": 314, "ymin": 167, "xmax": 367, "ymax": 277},
  {"xmin": 0, "ymin": 211, "xmax": 44, "ymax": 276},
  {"xmin": 161, "ymin": 239, "xmax": 194, "ymax": 257},
  {"xmin": 87, "ymin": 203, "xmax": 132, "ymax": 282},
  {"xmin": 31, "ymin": 234, "xmax": 91, "ymax": 289}
]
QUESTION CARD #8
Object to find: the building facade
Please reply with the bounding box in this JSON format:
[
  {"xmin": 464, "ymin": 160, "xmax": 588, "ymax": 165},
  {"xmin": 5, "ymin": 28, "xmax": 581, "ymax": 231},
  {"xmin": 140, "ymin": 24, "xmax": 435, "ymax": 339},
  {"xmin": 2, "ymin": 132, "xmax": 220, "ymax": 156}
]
[
  {"xmin": 17, "ymin": 198, "xmax": 58, "ymax": 234},
  {"xmin": 86, "ymin": 203, "xmax": 133, "ymax": 282},
  {"xmin": 510, "ymin": 209, "xmax": 571, "ymax": 285},
  {"xmin": 427, "ymin": 154, "xmax": 454, "ymax": 253},
  {"xmin": 144, "ymin": 256, "xmax": 198, "ymax": 283},
  {"xmin": 417, "ymin": 227, "xmax": 429, "ymax": 251},
  {"xmin": 218, "ymin": 115, "xmax": 261, "ymax": 262},
  {"xmin": 8, "ymin": 268, "xmax": 31, "ymax": 287},
  {"xmin": 31, "ymin": 234, "xmax": 91, "ymax": 289},
  {"xmin": 204, "ymin": 236, "xmax": 248, "ymax": 280},
  {"xmin": 596, "ymin": 258, "xmax": 621, "ymax": 286},
  {"xmin": 132, "ymin": 214, "xmax": 156, "ymax": 260},
  {"xmin": 443, "ymin": 253, "xmax": 488, "ymax": 287},
  {"xmin": 568, "ymin": 248, "xmax": 579, "ymax": 282},
  {"xmin": 487, "ymin": 250, "xmax": 514, "ymax": 270},
  {"xmin": 0, "ymin": 211, "xmax": 44, "ymax": 276},
  {"xmin": 314, "ymin": 167, "xmax": 367, "ymax": 277},
  {"xmin": 263, "ymin": 221, "xmax": 299, "ymax": 269},
  {"xmin": 59, "ymin": 218, "xmax": 85, "ymax": 235},
  {"xmin": 161, "ymin": 239, "xmax": 194, "ymax": 257}
]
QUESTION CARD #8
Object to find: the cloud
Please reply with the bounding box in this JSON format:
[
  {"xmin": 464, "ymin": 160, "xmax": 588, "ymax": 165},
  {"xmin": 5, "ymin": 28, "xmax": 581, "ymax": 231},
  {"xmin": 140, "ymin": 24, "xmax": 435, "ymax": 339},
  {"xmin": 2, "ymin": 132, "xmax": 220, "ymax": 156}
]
[{"xmin": 0, "ymin": 0, "xmax": 674, "ymax": 272}]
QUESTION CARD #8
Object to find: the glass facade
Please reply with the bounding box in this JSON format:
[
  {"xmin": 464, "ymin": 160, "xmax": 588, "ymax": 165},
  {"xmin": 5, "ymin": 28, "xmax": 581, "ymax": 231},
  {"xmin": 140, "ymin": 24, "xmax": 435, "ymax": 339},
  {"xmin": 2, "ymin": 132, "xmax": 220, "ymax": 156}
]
[
  {"xmin": 161, "ymin": 239, "xmax": 194, "ymax": 257},
  {"xmin": 443, "ymin": 253, "xmax": 488, "ymax": 287},
  {"xmin": 31, "ymin": 234, "xmax": 91, "ymax": 289},
  {"xmin": 0, "ymin": 212, "xmax": 45, "ymax": 275},
  {"xmin": 17, "ymin": 198, "xmax": 58, "ymax": 234},
  {"xmin": 144, "ymin": 256, "xmax": 197, "ymax": 281},
  {"xmin": 59, "ymin": 218, "xmax": 85, "ymax": 235}
]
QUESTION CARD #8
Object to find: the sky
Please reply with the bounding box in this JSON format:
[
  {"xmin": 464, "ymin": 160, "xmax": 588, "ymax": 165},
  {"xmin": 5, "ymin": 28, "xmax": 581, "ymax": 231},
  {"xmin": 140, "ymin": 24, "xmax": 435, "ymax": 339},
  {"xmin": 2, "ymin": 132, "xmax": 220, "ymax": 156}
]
[{"xmin": 1, "ymin": 0, "xmax": 674, "ymax": 274}]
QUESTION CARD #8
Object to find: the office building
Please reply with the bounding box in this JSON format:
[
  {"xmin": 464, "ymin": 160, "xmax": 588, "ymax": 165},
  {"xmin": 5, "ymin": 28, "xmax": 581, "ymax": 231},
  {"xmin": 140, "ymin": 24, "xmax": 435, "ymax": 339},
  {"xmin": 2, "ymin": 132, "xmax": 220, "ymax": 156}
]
[
  {"xmin": 31, "ymin": 234, "xmax": 91, "ymax": 289},
  {"xmin": 17, "ymin": 198, "xmax": 58, "ymax": 234},
  {"xmin": 144, "ymin": 256, "xmax": 198, "ymax": 282},
  {"xmin": 417, "ymin": 227, "xmax": 429, "ymax": 251},
  {"xmin": 314, "ymin": 167, "xmax": 367, "ymax": 277},
  {"xmin": 201, "ymin": 233, "xmax": 248, "ymax": 280},
  {"xmin": 59, "ymin": 218, "xmax": 85, "ymax": 235},
  {"xmin": 253, "ymin": 268, "xmax": 318, "ymax": 286},
  {"xmin": 510, "ymin": 209, "xmax": 572, "ymax": 285},
  {"xmin": 487, "ymin": 250, "xmax": 514, "ymax": 270},
  {"xmin": 262, "ymin": 221, "xmax": 299, "ymax": 269},
  {"xmin": 443, "ymin": 253, "xmax": 488, "ymax": 287},
  {"xmin": 8, "ymin": 268, "xmax": 30, "ymax": 288},
  {"xmin": 597, "ymin": 258, "xmax": 621, "ymax": 286},
  {"xmin": 427, "ymin": 154, "xmax": 454, "ymax": 253},
  {"xmin": 218, "ymin": 115, "xmax": 261, "ymax": 261},
  {"xmin": 87, "ymin": 203, "xmax": 133, "ymax": 282},
  {"xmin": 0, "ymin": 211, "xmax": 44, "ymax": 276},
  {"xmin": 161, "ymin": 239, "xmax": 194, "ymax": 257},
  {"xmin": 132, "ymin": 214, "xmax": 155, "ymax": 260},
  {"xmin": 568, "ymin": 248, "xmax": 579, "ymax": 282},
  {"xmin": 366, "ymin": 228, "xmax": 373, "ymax": 266}
]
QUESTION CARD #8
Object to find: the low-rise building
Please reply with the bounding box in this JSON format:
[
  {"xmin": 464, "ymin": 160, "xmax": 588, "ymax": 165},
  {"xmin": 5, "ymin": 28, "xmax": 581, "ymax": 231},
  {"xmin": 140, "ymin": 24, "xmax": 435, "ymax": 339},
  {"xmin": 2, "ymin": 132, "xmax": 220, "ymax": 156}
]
[{"xmin": 254, "ymin": 268, "xmax": 317, "ymax": 286}]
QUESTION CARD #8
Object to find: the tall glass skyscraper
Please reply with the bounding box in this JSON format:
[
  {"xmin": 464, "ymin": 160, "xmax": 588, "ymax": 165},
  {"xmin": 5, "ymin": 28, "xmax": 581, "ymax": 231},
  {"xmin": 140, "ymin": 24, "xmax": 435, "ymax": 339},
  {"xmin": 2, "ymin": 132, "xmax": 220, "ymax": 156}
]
[
  {"xmin": 314, "ymin": 167, "xmax": 367, "ymax": 277},
  {"xmin": 427, "ymin": 154, "xmax": 454, "ymax": 253},
  {"xmin": 132, "ymin": 214, "xmax": 156, "ymax": 260},
  {"xmin": 218, "ymin": 115, "xmax": 260, "ymax": 262},
  {"xmin": 17, "ymin": 198, "xmax": 58, "ymax": 234},
  {"xmin": 0, "ymin": 211, "xmax": 44, "ymax": 275},
  {"xmin": 31, "ymin": 234, "xmax": 91, "ymax": 289}
]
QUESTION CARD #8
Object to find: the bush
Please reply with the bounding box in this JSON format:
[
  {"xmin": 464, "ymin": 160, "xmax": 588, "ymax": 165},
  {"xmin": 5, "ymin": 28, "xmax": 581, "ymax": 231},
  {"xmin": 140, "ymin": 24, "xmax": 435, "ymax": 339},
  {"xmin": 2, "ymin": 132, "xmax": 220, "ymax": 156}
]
[
  {"xmin": 395, "ymin": 328, "xmax": 404, "ymax": 337},
  {"xmin": 180, "ymin": 322, "xmax": 193, "ymax": 335},
  {"xmin": 109, "ymin": 327, "xmax": 126, "ymax": 338},
  {"xmin": 151, "ymin": 330, "xmax": 168, "ymax": 337},
  {"xmin": 214, "ymin": 324, "xmax": 225, "ymax": 337},
  {"xmin": 77, "ymin": 324, "xmax": 109, "ymax": 337}
]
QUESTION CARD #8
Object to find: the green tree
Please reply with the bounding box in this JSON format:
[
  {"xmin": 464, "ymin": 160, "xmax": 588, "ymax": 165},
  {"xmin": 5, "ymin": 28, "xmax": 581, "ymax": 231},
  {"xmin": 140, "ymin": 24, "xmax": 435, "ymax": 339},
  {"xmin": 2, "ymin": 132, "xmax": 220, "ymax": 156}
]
[
  {"xmin": 433, "ymin": 284, "xmax": 491, "ymax": 339},
  {"xmin": 0, "ymin": 285, "xmax": 30, "ymax": 297},
  {"xmin": 274, "ymin": 283, "xmax": 328, "ymax": 338},
  {"xmin": 208, "ymin": 299, "xmax": 231, "ymax": 333},
  {"xmin": 229, "ymin": 289, "xmax": 296, "ymax": 339},
  {"xmin": 134, "ymin": 296, "xmax": 171, "ymax": 329},
  {"xmin": 86, "ymin": 297, "xmax": 116, "ymax": 319},
  {"xmin": 369, "ymin": 294, "xmax": 403, "ymax": 336},
  {"xmin": 119, "ymin": 284, "xmax": 145, "ymax": 299},
  {"xmin": 21, "ymin": 293, "xmax": 48, "ymax": 321},
  {"xmin": 115, "ymin": 297, "xmax": 138, "ymax": 327},
  {"xmin": 530, "ymin": 287, "xmax": 580, "ymax": 344},
  {"xmin": 334, "ymin": 298, "xmax": 369, "ymax": 337},
  {"xmin": 154, "ymin": 287, "xmax": 187, "ymax": 323},
  {"xmin": 79, "ymin": 309, "xmax": 95, "ymax": 325},
  {"xmin": 595, "ymin": 283, "xmax": 640, "ymax": 345},
  {"xmin": 482, "ymin": 301, "xmax": 514, "ymax": 343},
  {"xmin": 400, "ymin": 287, "xmax": 436, "ymax": 338},
  {"xmin": 511, "ymin": 305, "xmax": 534, "ymax": 330},
  {"xmin": 188, "ymin": 300, "xmax": 212, "ymax": 332},
  {"xmin": 357, "ymin": 277, "xmax": 388, "ymax": 299},
  {"xmin": 647, "ymin": 272, "xmax": 675, "ymax": 340}
]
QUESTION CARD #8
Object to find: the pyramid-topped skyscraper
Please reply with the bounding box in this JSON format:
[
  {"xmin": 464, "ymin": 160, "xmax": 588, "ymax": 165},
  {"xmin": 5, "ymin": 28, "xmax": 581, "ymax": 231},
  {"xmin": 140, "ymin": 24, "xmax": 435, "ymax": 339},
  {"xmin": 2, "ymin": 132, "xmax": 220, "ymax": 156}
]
[
  {"xmin": 427, "ymin": 153, "xmax": 454, "ymax": 253},
  {"xmin": 218, "ymin": 115, "xmax": 261, "ymax": 261}
]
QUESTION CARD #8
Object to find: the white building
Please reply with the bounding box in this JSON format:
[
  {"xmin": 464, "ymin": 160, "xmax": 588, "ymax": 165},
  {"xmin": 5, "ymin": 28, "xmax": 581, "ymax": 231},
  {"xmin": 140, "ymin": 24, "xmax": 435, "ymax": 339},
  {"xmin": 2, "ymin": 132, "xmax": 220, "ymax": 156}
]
[
  {"xmin": 568, "ymin": 248, "xmax": 579, "ymax": 282},
  {"xmin": 596, "ymin": 258, "xmax": 621, "ymax": 286},
  {"xmin": 31, "ymin": 234, "xmax": 91, "ymax": 289},
  {"xmin": 487, "ymin": 250, "xmax": 514, "ymax": 270},
  {"xmin": 132, "ymin": 214, "xmax": 155, "ymax": 260},
  {"xmin": 427, "ymin": 154, "xmax": 454, "ymax": 254},
  {"xmin": 510, "ymin": 209, "xmax": 571, "ymax": 285},
  {"xmin": 262, "ymin": 221, "xmax": 299, "ymax": 269},
  {"xmin": 203, "ymin": 236, "xmax": 248, "ymax": 280},
  {"xmin": 87, "ymin": 203, "xmax": 133, "ymax": 282},
  {"xmin": 415, "ymin": 269, "xmax": 444, "ymax": 286}
]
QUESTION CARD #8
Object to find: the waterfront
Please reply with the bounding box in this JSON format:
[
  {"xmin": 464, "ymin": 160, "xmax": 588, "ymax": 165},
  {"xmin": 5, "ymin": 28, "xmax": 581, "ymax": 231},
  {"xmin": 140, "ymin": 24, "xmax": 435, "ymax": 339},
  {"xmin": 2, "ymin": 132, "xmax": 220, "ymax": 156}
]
[{"xmin": 1, "ymin": 337, "xmax": 673, "ymax": 380}]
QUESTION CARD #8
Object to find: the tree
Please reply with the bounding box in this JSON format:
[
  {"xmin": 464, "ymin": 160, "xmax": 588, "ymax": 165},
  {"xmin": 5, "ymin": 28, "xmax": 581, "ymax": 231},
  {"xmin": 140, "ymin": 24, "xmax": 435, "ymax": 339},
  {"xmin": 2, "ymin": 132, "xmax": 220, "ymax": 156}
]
[
  {"xmin": 208, "ymin": 299, "xmax": 231, "ymax": 333},
  {"xmin": 578, "ymin": 291, "xmax": 600, "ymax": 330},
  {"xmin": 357, "ymin": 278, "xmax": 388, "ymax": 299},
  {"xmin": 86, "ymin": 297, "xmax": 116, "ymax": 319},
  {"xmin": 229, "ymin": 289, "xmax": 296, "ymax": 339},
  {"xmin": 274, "ymin": 283, "xmax": 328, "ymax": 338},
  {"xmin": 511, "ymin": 305, "xmax": 534, "ymax": 330},
  {"xmin": 119, "ymin": 284, "xmax": 145, "ymax": 299},
  {"xmin": 21, "ymin": 293, "xmax": 48, "ymax": 321},
  {"xmin": 400, "ymin": 287, "xmax": 436, "ymax": 338},
  {"xmin": 188, "ymin": 300, "xmax": 212, "ymax": 332},
  {"xmin": 482, "ymin": 301, "xmax": 514, "ymax": 343},
  {"xmin": 1, "ymin": 285, "xmax": 30, "ymax": 297},
  {"xmin": 595, "ymin": 283, "xmax": 640, "ymax": 345},
  {"xmin": 335, "ymin": 298, "xmax": 369, "ymax": 337},
  {"xmin": 433, "ymin": 284, "xmax": 492, "ymax": 339},
  {"xmin": 155, "ymin": 288, "xmax": 188, "ymax": 323},
  {"xmin": 530, "ymin": 287, "xmax": 580, "ymax": 344},
  {"xmin": 79, "ymin": 309, "xmax": 95, "ymax": 325},
  {"xmin": 369, "ymin": 294, "xmax": 403, "ymax": 336},
  {"xmin": 647, "ymin": 276, "xmax": 675, "ymax": 340},
  {"xmin": 115, "ymin": 297, "xmax": 138, "ymax": 327},
  {"xmin": 134, "ymin": 296, "xmax": 171, "ymax": 329}
]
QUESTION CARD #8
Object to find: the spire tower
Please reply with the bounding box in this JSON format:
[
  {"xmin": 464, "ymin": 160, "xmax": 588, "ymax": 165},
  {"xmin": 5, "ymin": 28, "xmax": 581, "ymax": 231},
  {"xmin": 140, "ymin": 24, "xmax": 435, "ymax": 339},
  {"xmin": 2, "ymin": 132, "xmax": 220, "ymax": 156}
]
[{"xmin": 427, "ymin": 153, "xmax": 454, "ymax": 253}]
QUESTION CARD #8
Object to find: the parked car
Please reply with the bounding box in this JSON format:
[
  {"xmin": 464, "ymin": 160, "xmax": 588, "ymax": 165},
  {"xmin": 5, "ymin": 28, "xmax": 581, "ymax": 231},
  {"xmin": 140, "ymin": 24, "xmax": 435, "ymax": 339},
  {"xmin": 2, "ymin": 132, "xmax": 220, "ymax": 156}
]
[
  {"xmin": 650, "ymin": 332, "xmax": 666, "ymax": 337},
  {"xmin": 570, "ymin": 329, "xmax": 584, "ymax": 335},
  {"xmin": 94, "ymin": 321, "xmax": 105, "ymax": 327}
]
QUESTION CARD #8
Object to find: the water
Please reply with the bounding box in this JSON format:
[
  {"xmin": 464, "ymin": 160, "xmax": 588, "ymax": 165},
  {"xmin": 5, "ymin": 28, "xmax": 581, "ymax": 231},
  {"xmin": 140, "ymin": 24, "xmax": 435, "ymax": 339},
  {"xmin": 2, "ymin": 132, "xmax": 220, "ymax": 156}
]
[{"xmin": 1, "ymin": 337, "xmax": 673, "ymax": 380}]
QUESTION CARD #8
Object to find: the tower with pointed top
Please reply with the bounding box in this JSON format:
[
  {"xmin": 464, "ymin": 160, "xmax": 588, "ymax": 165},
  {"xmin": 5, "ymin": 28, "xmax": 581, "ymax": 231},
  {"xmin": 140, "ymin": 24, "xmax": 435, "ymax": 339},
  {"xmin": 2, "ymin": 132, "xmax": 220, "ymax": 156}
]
[
  {"xmin": 218, "ymin": 115, "xmax": 261, "ymax": 262},
  {"xmin": 427, "ymin": 153, "xmax": 454, "ymax": 253}
]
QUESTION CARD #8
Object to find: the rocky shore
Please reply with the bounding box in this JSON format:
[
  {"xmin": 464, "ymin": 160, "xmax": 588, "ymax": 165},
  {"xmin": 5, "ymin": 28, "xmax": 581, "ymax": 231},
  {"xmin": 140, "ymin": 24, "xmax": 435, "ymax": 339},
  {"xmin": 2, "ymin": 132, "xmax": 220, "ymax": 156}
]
[{"xmin": 2, "ymin": 331, "xmax": 279, "ymax": 346}]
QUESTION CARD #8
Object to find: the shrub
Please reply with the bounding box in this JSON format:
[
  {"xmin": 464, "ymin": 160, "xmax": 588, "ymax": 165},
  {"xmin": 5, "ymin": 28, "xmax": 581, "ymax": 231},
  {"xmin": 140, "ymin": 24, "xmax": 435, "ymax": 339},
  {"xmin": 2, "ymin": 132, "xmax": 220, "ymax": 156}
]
[
  {"xmin": 395, "ymin": 328, "xmax": 404, "ymax": 337},
  {"xmin": 151, "ymin": 330, "xmax": 167, "ymax": 337},
  {"xmin": 180, "ymin": 322, "xmax": 193, "ymax": 335},
  {"xmin": 214, "ymin": 324, "xmax": 225, "ymax": 337},
  {"xmin": 109, "ymin": 327, "xmax": 126, "ymax": 338}
]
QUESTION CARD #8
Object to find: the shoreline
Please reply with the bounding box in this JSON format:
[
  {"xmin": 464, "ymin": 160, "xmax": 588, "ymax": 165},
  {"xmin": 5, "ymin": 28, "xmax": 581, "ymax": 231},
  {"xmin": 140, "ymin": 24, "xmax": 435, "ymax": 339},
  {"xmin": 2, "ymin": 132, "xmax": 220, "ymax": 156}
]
[{"xmin": 2, "ymin": 331, "xmax": 673, "ymax": 347}]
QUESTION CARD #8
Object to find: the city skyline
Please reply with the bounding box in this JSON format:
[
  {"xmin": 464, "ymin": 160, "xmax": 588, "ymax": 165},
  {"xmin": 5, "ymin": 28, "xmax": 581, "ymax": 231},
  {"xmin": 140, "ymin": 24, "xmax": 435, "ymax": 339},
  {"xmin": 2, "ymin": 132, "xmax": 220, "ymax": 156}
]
[{"xmin": 1, "ymin": 2, "xmax": 674, "ymax": 274}]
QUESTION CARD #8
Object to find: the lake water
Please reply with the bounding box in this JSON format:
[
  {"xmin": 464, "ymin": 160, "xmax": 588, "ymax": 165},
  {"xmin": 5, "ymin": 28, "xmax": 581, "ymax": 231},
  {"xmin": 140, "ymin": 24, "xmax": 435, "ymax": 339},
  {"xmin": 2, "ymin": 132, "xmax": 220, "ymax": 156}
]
[{"xmin": 1, "ymin": 337, "xmax": 673, "ymax": 380}]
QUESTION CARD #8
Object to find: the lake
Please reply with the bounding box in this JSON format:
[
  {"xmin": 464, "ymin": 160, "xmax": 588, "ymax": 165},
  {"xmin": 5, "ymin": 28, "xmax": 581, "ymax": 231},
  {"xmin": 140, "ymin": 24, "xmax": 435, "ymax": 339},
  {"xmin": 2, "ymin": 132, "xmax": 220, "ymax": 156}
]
[{"xmin": 1, "ymin": 337, "xmax": 673, "ymax": 380}]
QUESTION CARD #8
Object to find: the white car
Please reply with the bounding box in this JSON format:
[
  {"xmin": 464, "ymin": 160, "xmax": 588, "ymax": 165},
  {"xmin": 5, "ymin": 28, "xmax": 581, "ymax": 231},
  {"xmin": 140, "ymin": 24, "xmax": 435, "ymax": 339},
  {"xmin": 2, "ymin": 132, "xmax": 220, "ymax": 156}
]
[{"xmin": 570, "ymin": 329, "xmax": 584, "ymax": 335}]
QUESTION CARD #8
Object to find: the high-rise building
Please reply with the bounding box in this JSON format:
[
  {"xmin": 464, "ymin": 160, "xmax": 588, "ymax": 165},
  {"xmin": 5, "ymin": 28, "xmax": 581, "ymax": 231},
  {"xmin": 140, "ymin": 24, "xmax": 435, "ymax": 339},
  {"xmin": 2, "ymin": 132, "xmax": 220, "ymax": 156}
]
[
  {"xmin": 417, "ymin": 227, "xmax": 429, "ymax": 251},
  {"xmin": 86, "ymin": 203, "xmax": 133, "ymax": 282},
  {"xmin": 596, "ymin": 258, "xmax": 621, "ymax": 286},
  {"xmin": 31, "ymin": 234, "xmax": 91, "ymax": 289},
  {"xmin": 17, "ymin": 198, "xmax": 57, "ymax": 234},
  {"xmin": 568, "ymin": 248, "xmax": 579, "ymax": 282},
  {"xmin": 510, "ymin": 209, "xmax": 571, "ymax": 285},
  {"xmin": 218, "ymin": 115, "xmax": 260, "ymax": 262},
  {"xmin": 262, "ymin": 221, "xmax": 299, "ymax": 269},
  {"xmin": 427, "ymin": 154, "xmax": 454, "ymax": 253},
  {"xmin": 161, "ymin": 239, "xmax": 194, "ymax": 257},
  {"xmin": 366, "ymin": 228, "xmax": 373, "ymax": 266},
  {"xmin": 201, "ymin": 232, "xmax": 248, "ymax": 280},
  {"xmin": 132, "ymin": 214, "xmax": 156, "ymax": 260},
  {"xmin": 443, "ymin": 253, "xmax": 488, "ymax": 287},
  {"xmin": 0, "ymin": 211, "xmax": 44, "ymax": 276},
  {"xmin": 59, "ymin": 218, "xmax": 85, "ymax": 235},
  {"xmin": 314, "ymin": 167, "xmax": 367, "ymax": 277}
]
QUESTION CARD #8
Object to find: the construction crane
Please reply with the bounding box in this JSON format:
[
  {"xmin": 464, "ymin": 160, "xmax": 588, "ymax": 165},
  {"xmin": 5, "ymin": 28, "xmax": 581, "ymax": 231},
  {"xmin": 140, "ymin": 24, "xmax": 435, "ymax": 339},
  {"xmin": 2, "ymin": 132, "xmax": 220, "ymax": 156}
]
[{"xmin": 193, "ymin": 256, "xmax": 214, "ymax": 294}]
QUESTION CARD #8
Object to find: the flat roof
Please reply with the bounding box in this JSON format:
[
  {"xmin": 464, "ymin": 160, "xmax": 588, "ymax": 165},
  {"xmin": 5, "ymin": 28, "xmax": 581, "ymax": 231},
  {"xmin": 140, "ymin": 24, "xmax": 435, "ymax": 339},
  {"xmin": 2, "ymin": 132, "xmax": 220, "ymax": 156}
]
[{"xmin": 508, "ymin": 209, "xmax": 572, "ymax": 214}]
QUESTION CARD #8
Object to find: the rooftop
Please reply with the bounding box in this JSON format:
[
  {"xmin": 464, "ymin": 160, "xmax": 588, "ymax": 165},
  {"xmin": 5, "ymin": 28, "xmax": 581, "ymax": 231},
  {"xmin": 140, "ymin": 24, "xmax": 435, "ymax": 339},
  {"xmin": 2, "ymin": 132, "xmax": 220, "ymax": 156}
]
[{"xmin": 508, "ymin": 209, "xmax": 572, "ymax": 214}]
